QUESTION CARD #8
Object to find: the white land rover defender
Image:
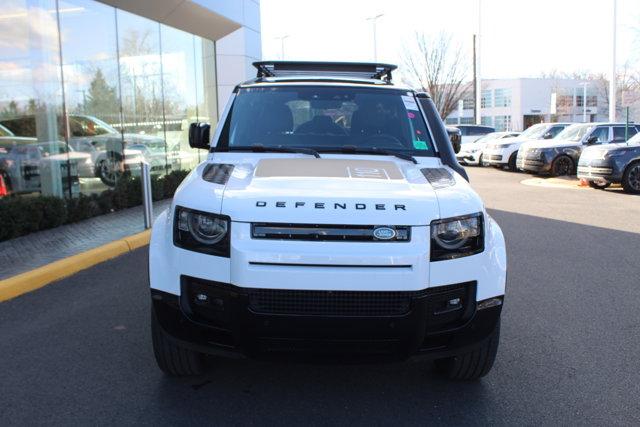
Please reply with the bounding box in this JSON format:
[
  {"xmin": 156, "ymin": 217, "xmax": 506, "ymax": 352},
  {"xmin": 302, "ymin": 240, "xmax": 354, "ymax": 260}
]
[{"xmin": 149, "ymin": 62, "xmax": 506, "ymax": 380}]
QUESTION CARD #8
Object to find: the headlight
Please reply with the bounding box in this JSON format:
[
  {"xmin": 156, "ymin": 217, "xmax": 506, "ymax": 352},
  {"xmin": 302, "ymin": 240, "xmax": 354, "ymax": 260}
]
[
  {"xmin": 174, "ymin": 206, "xmax": 230, "ymax": 257},
  {"xmin": 605, "ymin": 149, "xmax": 630, "ymax": 158},
  {"xmin": 430, "ymin": 213, "xmax": 484, "ymax": 261}
]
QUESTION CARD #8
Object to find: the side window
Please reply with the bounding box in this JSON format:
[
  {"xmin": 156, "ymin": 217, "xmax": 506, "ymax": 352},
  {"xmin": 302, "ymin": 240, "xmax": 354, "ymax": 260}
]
[
  {"xmin": 613, "ymin": 126, "xmax": 637, "ymax": 142},
  {"xmin": 549, "ymin": 126, "xmax": 565, "ymax": 137},
  {"xmin": 589, "ymin": 127, "xmax": 610, "ymax": 144}
]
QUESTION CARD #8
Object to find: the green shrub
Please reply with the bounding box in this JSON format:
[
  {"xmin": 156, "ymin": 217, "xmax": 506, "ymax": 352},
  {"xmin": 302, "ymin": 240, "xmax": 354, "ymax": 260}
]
[
  {"xmin": 0, "ymin": 168, "xmax": 190, "ymax": 242},
  {"xmin": 39, "ymin": 196, "xmax": 67, "ymax": 229}
]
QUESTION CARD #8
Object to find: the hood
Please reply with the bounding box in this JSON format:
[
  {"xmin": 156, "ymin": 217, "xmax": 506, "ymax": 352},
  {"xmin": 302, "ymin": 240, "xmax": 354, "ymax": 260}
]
[
  {"xmin": 585, "ymin": 142, "xmax": 638, "ymax": 152},
  {"xmin": 521, "ymin": 138, "xmax": 580, "ymax": 150},
  {"xmin": 580, "ymin": 142, "xmax": 640, "ymax": 161},
  {"xmin": 175, "ymin": 156, "xmax": 483, "ymax": 226},
  {"xmin": 485, "ymin": 136, "xmax": 536, "ymax": 149}
]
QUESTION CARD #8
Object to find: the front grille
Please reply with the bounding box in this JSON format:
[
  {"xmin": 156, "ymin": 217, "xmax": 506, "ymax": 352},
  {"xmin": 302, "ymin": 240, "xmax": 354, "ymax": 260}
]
[
  {"xmin": 577, "ymin": 166, "xmax": 613, "ymax": 176},
  {"xmin": 248, "ymin": 289, "xmax": 425, "ymax": 316},
  {"xmin": 251, "ymin": 223, "xmax": 411, "ymax": 242},
  {"xmin": 523, "ymin": 159, "xmax": 543, "ymax": 167}
]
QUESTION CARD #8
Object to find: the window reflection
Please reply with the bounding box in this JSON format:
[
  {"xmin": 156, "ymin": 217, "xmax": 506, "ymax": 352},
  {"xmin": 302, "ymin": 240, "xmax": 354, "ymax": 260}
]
[
  {"xmin": 0, "ymin": 0, "xmax": 217, "ymax": 207},
  {"xmin": 0, "ymin": 0, "xmax": 69, "ymax": 197}
]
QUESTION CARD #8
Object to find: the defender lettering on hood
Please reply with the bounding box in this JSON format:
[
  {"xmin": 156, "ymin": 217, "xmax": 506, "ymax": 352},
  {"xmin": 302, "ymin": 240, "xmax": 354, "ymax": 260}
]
[{"xmin": 255, "ymin": 201, "xmax": 407, "ymax": 210}]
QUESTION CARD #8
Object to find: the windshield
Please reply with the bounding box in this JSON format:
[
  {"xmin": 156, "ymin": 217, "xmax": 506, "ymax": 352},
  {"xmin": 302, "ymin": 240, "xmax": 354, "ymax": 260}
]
[
  {"xmin": 627, "ymin": 133, "xmax": 640, "ymax": 145},
  {"xmin": 555, "ymin": 124, "xmax": 593, "ymax": 142},
  {"xmin": 219, "ymin": 86, "xmax": 436, "ymax": 157},
  {"xmin": 0, "ymin": 124, "xmax": 13, "ymax": 137},
  {"xmin": 520, "ymin": 124, "xmax": 549, "ymax": 139},
  {"xmin": 475, "ymin": 132, "xmax": 507, "ymax": 144},
  {"xmin": 68, "ymin": 116, "xmax": 117, "ymax": 137}
]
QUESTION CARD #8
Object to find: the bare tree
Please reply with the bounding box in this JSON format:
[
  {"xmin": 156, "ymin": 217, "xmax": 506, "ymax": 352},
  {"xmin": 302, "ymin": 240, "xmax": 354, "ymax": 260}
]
[{"xmin": 401, "ymin": 32, "xmax": 469, "ymax": 119}]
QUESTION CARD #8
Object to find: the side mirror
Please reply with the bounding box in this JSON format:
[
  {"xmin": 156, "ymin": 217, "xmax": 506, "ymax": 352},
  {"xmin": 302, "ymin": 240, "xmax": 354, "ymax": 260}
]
[
  {"xmin": 542, "ymin": 132, "xmax": 553, "ymax": 139},
  {"xmin": 585, "ymin": 135, "xmax": 598, "ymax": 145},
  {"xmin": 188, "ymin": 122, "xmax": 210, "ymax": 150},
  {"xmin": 452, "ymin": 139, "xmax": 461, "ymax": 154}
]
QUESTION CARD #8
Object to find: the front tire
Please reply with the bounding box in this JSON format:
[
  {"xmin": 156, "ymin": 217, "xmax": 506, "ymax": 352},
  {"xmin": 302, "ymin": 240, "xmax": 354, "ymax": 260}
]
[
  {"xmin": 507, "ymin": 152, "xmax": 518, "ymax": 172},
  {"xmin": 622, "ymin": 161, "xmax": 640, "ymax": 194},
  {"xmin": 551, "ymin": 155, "xmax": 574, "ymax": 176},
  {"xmin": 96, "ymin": 153, "xmax": 123, "ymax": 187},
  {"xmin": 435, "ymin": 321, "xmax": 500, "ymax": 380},
  {"xmin": 151, "ymin": 310, "xmax": 204, "ymax": 376},
  {"xmin": 588, "ymin": 180, "xmax": 611, "ymax": 190}
]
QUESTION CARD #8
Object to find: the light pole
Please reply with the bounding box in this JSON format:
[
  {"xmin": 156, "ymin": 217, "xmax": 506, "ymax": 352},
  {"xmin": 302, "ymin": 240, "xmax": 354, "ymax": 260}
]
[
  {"xmin": 580, "ymin": 82, "xmax": 589, "ymax": 123},
  {"xmin": 366, "ymin": 13, "xmax": 384, "ymax": 62},
  {"xmin": 609, "ymin": 0, "xmax": 617, "ymax": 121},
  {"xmin": 275, "ymin": 35, "xmax": 290, "ymax": 60},
  {"xmin": 475, "ymin": 0, "xmax": 482, "ymax": 125}
]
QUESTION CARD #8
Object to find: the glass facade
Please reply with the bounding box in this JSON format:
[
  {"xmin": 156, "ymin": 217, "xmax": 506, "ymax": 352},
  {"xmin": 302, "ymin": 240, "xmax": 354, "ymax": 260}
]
[
  {"xmin": 481, "ymin": 90, "xmax": 492, "ymax": 109},
  {"xmin": 0, "ymin": 0, "xmax": 216, "ymax": 198},
  {"xmin": 493, "ymin": 115, "xmax": 512, "ymax": 131},
  {"xmin": 493, "ymin": 88, "xmax": 511, "ymax": 107}
]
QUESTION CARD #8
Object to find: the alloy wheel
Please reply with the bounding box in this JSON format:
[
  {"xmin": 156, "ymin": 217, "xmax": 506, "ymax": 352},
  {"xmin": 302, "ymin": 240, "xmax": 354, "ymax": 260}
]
[
  {"xmin": 628, "ymin": 164, "xmax": 640, "ymax": 191},
  {"xmin": 553, "ymin": 157, "xmax": 573, "ymax": 176}
]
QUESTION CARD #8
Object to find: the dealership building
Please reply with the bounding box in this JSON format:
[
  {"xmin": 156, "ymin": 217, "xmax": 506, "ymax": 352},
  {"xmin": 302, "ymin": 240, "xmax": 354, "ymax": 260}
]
[
  {"xmin": 446, "ymin": 78, "xmax": 609, "ymax": 131},
  {"xmin": 0, "ymin": 0, "xmax": 261, "ymax": 201}
]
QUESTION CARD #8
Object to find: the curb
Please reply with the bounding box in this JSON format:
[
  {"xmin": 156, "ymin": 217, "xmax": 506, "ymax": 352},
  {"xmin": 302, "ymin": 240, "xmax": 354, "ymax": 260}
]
[{"xmin": 0, "ymin": 229, "xmax": 151, "ymax": 303}]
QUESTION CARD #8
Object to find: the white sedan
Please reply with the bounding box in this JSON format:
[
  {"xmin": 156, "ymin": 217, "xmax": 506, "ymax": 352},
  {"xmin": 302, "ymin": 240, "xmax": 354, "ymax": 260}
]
[{"xmin": 456, "ymin": 131, "xmax": 520, "ymax": 166}]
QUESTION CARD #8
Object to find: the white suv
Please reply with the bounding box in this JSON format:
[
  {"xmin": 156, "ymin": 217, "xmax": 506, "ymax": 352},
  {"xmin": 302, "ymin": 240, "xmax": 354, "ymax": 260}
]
[
  {"xmin": 149, "ymin": 62, "xmax": 507, "ymax": 380},
  {"xmin": 482, "ymin": 123, "xmax": 571, "ymax": 171}
]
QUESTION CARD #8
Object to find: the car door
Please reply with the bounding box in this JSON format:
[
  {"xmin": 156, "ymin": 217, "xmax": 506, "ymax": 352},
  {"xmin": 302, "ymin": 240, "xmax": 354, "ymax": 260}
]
[
  {"xmin": 586, "ymin": 126, "xmax": 611, "ymax": 145},
  {"xmin": 613, "ymin": 126, "xmax": 638, "ymax": 143}
]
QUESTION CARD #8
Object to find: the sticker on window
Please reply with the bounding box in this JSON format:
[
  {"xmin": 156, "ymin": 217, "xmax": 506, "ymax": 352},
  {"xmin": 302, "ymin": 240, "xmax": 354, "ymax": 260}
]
[
  {"xmin": 402, "ymin": 95, "xmax": 418, "ymax": 111},
  {"xmin": 413, "ymin": 140, "xmax": 429, "ymax": 150}
]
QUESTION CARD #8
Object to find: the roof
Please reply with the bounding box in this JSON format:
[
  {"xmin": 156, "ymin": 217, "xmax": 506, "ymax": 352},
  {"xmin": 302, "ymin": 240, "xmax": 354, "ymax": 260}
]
[{"xmin": 240, "ymin": 61, "xmax": 408, "ymax": 88}]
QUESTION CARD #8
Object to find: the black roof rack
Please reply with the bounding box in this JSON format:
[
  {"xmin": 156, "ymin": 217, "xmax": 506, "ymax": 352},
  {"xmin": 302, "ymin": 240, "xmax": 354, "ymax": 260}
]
[{"xmin": 253, "ymin": 61, "xmax": 397, "ymax": 83}]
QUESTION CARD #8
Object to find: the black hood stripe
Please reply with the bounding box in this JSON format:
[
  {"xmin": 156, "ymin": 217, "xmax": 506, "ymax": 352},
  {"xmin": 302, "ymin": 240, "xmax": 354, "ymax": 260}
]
[{"xmin": 202, "ymin": 163, "xmax": 234, "ymax": 185}]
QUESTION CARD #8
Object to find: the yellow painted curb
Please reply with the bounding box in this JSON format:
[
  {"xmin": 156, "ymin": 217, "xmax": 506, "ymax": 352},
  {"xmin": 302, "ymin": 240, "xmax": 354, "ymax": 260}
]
[{"xmin": 0, "ymin": 229, "xmax": 151, "ymax": 302}]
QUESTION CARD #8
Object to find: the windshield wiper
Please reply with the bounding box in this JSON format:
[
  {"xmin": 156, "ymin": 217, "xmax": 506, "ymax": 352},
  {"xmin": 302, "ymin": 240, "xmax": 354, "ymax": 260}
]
[
  {"xmin": 218, "ymin": 144, "xmax": 321, "ymax": 158},
  {"xmin": 319, "ymin": 145, "xmax": 418, "ymax": 164}
]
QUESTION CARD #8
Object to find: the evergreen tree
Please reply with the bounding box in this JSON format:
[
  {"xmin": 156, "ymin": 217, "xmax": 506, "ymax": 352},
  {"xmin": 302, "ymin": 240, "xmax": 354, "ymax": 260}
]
[{"xmin": 84, "ymin": 69, "xmax": 119, "ymax": 119}]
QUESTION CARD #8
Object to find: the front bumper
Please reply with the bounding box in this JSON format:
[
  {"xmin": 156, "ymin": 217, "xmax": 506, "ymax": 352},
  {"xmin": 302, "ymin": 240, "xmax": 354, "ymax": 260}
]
[
  {"xmin": 482, "ymin": 148, "xmax": 511, "ymax": 165},
  {"xmin": 152, "ymin": 276, "xmax": 502, "ymax": 360},
  {"xmin": 456, "ymin": 151, "xmax": 481, "ymax": 165},
  {"xmin": 577, "ymin": 159, "xmax": 622, "ymax": 183},
  {"xmin": 516, "ymin": 153, "xmax": 551, "ymax": 174}
]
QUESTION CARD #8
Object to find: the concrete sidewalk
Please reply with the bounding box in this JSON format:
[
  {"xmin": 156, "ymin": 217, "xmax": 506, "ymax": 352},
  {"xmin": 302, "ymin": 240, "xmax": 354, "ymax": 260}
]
[{"xmin": 0, "ymin": 199, "xmax": 171, "ymax": 280}]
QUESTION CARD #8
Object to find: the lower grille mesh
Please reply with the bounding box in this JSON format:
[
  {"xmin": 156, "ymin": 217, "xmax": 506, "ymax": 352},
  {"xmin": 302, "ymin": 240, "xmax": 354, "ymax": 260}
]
[{"xmin": 248, "ymin": 289, "xmax": 425, "ymax": 316}]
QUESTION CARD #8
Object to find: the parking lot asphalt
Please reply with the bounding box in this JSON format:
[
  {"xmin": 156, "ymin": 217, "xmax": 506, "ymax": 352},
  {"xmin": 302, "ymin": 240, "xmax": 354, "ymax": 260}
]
[{"xmin": 1, "ymin": 167, "xmax": 640, "ymax": 426}]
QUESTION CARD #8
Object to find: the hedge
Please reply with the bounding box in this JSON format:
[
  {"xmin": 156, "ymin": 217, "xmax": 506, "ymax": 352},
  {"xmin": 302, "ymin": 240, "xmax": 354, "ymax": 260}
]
[{"xmin": 0, "ymin": 169, "xmax": 190, "ymax": 242}]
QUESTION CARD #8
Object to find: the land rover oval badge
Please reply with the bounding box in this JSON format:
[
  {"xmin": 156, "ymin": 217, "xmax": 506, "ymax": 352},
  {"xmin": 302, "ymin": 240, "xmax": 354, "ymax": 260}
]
[{"xmin": 373, "ymin": 227, "xmax": 396, "ymax": 240}]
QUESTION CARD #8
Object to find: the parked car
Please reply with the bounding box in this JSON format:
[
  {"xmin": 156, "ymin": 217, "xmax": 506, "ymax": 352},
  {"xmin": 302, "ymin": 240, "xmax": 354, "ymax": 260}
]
[
  {"xmin": 456, "ymin": 131, "xmax": 520, "ymax": 166},
  {"xmin": 446, "ymin": 125, "xmax": 462, "ymax": 154},
  {"xmin": 456, "ymin": 124, "xmax": 496, "ymax": 145},
  {"xmin": 517, "ymin": 123, "xmax": 640, "ymax": 176},
  {"xmin": 0, "ymin": 137, "xmax": 92, "ymax": 196},
  {"xmin": 577, "ymin": 130, "xmax": 640, "ymax": 193},
  {"xmin": 149, "ymin": 61, "xmax": 506, "ymax": 380},
  {"xmin": 482, "ymin": 123, "xmax": 571, "ymax": 171},
  {"xmin": 0, "ymin": 114, "xmax": 179, "ymax": 186}
]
